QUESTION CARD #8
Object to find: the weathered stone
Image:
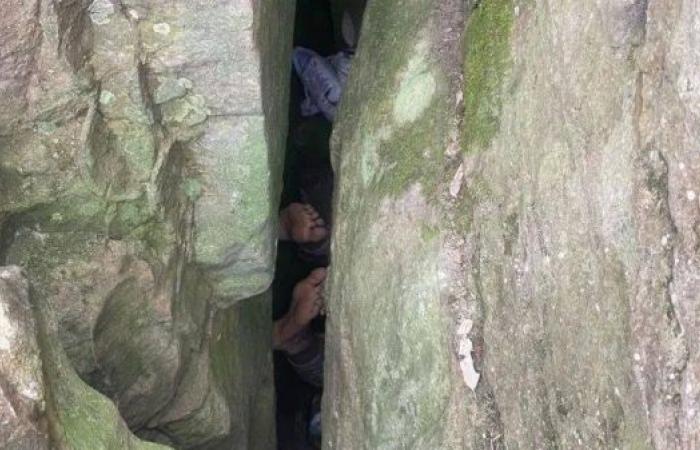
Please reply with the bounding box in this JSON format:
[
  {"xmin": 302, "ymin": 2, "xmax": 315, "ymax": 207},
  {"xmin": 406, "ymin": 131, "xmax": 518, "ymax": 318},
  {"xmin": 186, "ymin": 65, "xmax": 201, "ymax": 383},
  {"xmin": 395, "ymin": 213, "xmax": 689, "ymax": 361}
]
[
  {"xmin": 0, "ymin": 266, "xmax": 50, "ymax": 450},
  {"xmin": 326, "ymin": 0, "xmax": 699, "ymax": 449},
  {"xmin": 324, "ymin": 2, "xmax": 472, "ymax": 448},
  {"xmin": 0, "ymin": 0, "xmax": 294, "ymax": 447}
]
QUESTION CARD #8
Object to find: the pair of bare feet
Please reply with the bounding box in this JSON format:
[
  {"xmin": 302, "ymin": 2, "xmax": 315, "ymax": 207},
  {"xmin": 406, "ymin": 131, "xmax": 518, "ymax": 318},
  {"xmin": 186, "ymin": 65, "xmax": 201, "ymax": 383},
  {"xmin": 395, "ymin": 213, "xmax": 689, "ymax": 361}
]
[{"xmin": 274, "ymin": 203, "xmax": 329, "ymax": 352}]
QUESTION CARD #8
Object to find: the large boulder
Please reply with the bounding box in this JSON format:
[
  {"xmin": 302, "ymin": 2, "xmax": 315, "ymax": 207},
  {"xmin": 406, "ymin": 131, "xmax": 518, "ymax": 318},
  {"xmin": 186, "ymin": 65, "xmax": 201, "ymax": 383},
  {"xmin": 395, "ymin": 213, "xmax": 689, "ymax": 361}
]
[
  {"xmin": 325, "ymin": 0, "xmax": 699, "ymax": 448},
  {"xmin": 0, "ymin": 0, "xmax": 294, "ymax": 446}
]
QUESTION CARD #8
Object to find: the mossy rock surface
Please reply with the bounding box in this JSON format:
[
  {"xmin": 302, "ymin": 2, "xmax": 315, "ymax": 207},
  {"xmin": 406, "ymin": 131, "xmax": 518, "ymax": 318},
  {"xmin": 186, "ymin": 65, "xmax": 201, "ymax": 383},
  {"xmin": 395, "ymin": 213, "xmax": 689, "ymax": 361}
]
[
  {"xmin": 324, "ymin": 1, "xmax": 471, "ymax": 448},
  {"xmin": 324, "ymin": 0, "xmax": 697, "ymax": 448}
]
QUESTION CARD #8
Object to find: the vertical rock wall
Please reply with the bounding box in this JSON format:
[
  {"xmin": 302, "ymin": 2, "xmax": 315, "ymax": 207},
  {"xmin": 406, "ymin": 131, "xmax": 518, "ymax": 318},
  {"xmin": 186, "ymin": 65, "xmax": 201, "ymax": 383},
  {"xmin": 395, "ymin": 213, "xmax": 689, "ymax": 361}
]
[
  {"xmin": 325, "ymin": 0, "xmax": 699, "ymax": 449},
  {"xmin": 0, "ymin": 0, "xmax": 295, "ymax": 447},
  {"xmin": 324, "ymin": 1, "xmax": 472, "ymax": 447}
]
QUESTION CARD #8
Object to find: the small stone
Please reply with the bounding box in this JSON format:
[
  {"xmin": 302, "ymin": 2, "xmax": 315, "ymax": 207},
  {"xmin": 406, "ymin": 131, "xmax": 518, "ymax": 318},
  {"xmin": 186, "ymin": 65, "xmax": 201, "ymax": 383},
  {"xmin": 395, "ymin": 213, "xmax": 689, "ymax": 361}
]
[
  {"xmin": 633, "ymin": 353, "xmax": 641, "ymax": 361},
  {"xmin": 687, "ymin": 190, "xmax": 696, "ymax": 201}
]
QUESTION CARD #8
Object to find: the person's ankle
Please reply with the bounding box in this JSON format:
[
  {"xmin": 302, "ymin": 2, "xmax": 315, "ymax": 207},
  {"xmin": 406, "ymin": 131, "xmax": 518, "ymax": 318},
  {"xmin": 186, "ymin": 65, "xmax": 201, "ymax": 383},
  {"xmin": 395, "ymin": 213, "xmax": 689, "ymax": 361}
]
[{"xmin": 273, "ymin": 314, "xmax": 308, "ymax": 352}]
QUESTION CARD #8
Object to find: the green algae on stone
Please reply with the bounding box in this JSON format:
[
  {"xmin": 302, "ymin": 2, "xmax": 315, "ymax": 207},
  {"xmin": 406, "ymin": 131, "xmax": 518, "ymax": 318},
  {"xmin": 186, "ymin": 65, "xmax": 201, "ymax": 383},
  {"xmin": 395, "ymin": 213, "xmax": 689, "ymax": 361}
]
[
  {"xmin": 324, "ymin": 1, "xmax": 470, "ymax": 448},
  {"xmin": 376, "ymin": 99, "xmax": 449, "ymax": 198},
  {"xmin": 462, "ymin": 0, "xmax": 514, "ymax": 153},
  {"xmin": 335, "ymin": 19, "xmax": 451, "ymax": 199}
]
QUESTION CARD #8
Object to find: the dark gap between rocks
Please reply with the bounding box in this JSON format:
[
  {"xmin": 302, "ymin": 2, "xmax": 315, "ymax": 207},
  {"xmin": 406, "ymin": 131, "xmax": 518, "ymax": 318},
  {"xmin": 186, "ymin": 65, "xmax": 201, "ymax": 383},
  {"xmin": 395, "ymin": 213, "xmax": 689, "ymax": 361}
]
[{"xmin": 273, "ymin": 1, "xmax": 365, "ymax": 449}]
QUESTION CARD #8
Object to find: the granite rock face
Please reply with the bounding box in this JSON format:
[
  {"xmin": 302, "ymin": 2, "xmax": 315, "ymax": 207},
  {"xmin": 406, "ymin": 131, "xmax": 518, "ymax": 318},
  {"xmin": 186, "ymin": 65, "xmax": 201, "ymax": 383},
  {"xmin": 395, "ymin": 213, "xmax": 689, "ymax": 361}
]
[
  {"xmin": 0, "ymin": 0, "xmax": 294, "ymax": 447},
  {"xmin": 325, "ymin": 0, "xmax": 699, "ymax": 449}
]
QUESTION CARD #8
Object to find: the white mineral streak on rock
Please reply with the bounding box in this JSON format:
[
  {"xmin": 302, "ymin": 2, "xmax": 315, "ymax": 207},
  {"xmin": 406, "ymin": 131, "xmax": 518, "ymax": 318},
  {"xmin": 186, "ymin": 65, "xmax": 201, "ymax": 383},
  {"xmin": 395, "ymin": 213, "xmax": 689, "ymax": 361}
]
[
  {"xmin": 456, "ymin": 318, "xmax": 479, "ymax": 390},
  {"xmin": 450, "ymin": 162, "xmax": 465, "ymax": 198}
]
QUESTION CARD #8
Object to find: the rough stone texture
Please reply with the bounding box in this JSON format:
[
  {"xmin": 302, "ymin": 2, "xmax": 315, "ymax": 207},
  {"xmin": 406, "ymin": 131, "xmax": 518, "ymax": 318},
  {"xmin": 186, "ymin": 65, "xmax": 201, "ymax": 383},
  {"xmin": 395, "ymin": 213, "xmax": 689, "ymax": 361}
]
[
  {"xmin": 326, "ymin": 0, "xmax": 699, "ymax": 449},
  {"xmin": 0, "ymin": 265, "xmax": 167, "ymax": 450},
  {"xmin": 0, "ymin": 0, "xmax": 294, "ymax": 447},
  {"xmin": 324, "ymin": 1, "xmax": 472, "ymax": 448},
  {"xmin": 0, "ymin": 266, "xmax": 50, "ymax": 450}
]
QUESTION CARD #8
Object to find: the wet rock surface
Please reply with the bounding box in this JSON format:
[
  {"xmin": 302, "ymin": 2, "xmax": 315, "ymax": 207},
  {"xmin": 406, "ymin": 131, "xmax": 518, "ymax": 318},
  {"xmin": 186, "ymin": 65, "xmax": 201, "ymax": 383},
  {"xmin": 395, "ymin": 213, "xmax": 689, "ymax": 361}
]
[{"xmin": 325, "ymin": 0, "xmax": 699, "ymax": 448}]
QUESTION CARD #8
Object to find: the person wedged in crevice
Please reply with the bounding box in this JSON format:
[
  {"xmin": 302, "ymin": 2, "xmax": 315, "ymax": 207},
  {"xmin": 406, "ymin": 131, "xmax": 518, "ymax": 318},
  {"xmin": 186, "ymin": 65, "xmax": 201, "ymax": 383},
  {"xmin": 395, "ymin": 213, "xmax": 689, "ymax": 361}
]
[{"xmin": 273, "ymin": 5, "xmax": 360, "ymax": 449}]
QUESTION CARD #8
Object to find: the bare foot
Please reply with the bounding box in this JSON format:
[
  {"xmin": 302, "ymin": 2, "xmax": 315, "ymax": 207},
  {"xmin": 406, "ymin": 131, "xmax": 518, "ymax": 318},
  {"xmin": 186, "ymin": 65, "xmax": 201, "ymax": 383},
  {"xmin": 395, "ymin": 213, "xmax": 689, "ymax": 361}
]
[
  {"xmin": 273, "ymin": 268, "xmax": 328, "ymax": 351},
  {"xmin": 289, "ymin": 267, "xmax": 327, "ymax": 327},
  {"xmin": 279, "ymin": 203, "xmax": 328, "ymax": 244}
]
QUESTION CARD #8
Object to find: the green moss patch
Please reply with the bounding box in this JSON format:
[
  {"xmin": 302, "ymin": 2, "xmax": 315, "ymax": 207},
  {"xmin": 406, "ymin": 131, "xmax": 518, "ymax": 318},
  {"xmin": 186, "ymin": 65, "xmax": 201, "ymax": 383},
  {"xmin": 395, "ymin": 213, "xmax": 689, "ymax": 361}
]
[
  {"xmin": 462, "ymin": 0, "xmax": 514, "ymax": 153},
  {"xmin": 375, "ymin": 99, "xmax": 449, "ymax": 198}
]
